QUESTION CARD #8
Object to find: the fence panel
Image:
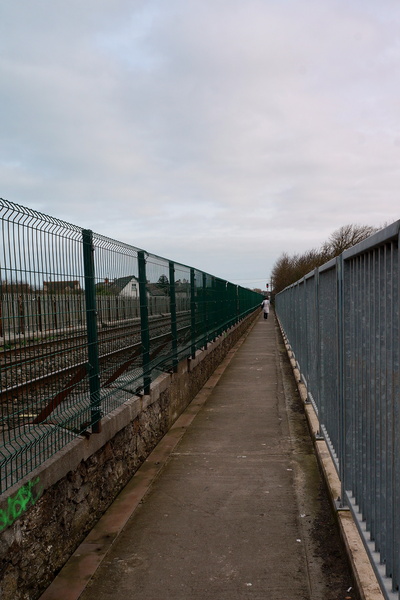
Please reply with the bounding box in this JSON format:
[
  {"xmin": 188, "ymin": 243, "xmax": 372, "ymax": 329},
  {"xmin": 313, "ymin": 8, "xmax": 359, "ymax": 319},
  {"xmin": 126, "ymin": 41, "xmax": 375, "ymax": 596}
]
[
  {"xmin": 0, "ymin": 199, "xmax": 88, "ymax": 492},
  {"xmin": 276, "ymin": 221, "xmax": 400, "ymax": 599},
  {"xmin": 0, "ymin": 198, "xmax": 263, "ymax": 494},
  {"xmin": 318, "ymin": 262, "xmax": 339, "ymax": 462}
]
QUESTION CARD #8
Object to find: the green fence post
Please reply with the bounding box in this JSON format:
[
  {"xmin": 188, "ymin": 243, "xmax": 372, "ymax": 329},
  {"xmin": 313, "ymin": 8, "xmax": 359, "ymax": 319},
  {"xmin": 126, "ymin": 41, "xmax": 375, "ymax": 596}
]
[
  {"xmin": 190, "ymin": 268, "xmax": 196, "ymax": 358},
  {"xmin": 138, "ymin": 251, "xmax": 151, "ymax": 394},
  {"xmin": 211, "ymin": 276, "xmax": 217, "ymax": 339},
  {"xmin": 82, "ymin": 229, "xmax": 101, "ymax": 433},
  {"xmin": 228, "ymin": 282, "xmax": 235, "ymax": 327},
  {"xmin": 169, "ymin": 261, "xmax": 178, "ymax": 372},
  {"xmin": 218, "ymin": 279, "xmax": 224, "ymax": 335},
  {"xmin": 202, "ymin": 272, "xmax": 207, "ymax": 347}
]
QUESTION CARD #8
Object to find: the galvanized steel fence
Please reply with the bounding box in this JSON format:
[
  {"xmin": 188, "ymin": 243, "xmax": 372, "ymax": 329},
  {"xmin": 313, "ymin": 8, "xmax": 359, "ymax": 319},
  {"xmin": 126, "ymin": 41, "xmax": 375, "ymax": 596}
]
[
  {"xmin": 275, "ymin": 221, "xmax": 400, "ymax": 600},
  {"xmin": 0, "ymin": 198, "xmax": 263, "ymax": 494}
]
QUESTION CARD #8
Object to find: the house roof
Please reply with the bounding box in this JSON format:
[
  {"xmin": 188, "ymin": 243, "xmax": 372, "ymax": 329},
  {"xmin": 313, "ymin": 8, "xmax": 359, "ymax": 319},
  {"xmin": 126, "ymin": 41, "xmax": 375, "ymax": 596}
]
[
  {"xmin": 43, "ymin": 280, "xmax": 80, "ymax": 292},
  {"xmin": 146, "ymin": 283, "xmax": 168, "ymax": 296},
  {"xmin": 1, "ymin": 281, "xmax": 32, "ymax": 293},
  {"xmin": 95, "ymin": 276, "xmax": 169, "ymax": 296},
  {"xmin": 113, "ymin": 276, "xmax": 138, "ymax": 292},
  {"xmin": 95, "ymin": 275, "xmax": 138, "ymax": 295}
]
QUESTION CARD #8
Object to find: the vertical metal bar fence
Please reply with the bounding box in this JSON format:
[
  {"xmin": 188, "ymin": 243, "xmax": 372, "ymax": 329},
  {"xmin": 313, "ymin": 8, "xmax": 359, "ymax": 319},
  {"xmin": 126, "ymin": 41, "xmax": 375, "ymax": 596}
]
[{"xmin": 276, "ymin": 221, "xmax": 400, "ymax": 600}]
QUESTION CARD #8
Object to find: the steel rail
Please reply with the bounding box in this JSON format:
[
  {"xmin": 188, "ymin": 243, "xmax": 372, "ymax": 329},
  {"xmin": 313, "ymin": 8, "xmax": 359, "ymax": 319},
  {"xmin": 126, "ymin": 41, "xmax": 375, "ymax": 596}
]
[
  {"xmin": 1, "ymin": 323, "xmax": 191, "ymax": 409},
  {"xmin": 0, "ymin": 311, "xmax": 191, "ymax": 363}
]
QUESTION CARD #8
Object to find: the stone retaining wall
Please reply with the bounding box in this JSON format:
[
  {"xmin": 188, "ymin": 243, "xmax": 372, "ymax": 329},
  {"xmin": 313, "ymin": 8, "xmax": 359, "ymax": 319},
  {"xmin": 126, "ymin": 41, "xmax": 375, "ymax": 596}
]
[{"xmin": 0, "ymin": 310, "xmax": 259, "ymax": 600}]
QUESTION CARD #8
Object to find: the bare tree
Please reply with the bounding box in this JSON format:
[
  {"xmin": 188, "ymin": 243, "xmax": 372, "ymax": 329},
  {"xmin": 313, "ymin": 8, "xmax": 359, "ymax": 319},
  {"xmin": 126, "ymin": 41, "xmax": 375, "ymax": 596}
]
[
  {"xmin": 271, "ymin": 253, "xmax": 296, "ymax": 294},
  {"xmin": 271, "ymin": 223, "xmax": 378, "ymax": 293},
  {"xmin": 321, "ymin": 224, "xmax": 378, "ymax": 260}
]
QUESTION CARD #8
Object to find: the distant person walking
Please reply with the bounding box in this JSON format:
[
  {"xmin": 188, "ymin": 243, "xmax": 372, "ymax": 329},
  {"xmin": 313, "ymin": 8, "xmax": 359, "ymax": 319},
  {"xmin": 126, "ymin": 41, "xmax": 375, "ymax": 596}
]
[{"xmin": 261, "ymin": 296, "xmax": 270, "ymax": 319}]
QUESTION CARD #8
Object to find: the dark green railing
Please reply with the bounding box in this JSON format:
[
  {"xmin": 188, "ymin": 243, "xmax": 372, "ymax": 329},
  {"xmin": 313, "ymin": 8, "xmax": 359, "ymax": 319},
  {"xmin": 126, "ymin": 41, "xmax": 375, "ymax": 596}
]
[{"xmin": 0, "ymin": 198, "xmax": 263, "ymax": 493}]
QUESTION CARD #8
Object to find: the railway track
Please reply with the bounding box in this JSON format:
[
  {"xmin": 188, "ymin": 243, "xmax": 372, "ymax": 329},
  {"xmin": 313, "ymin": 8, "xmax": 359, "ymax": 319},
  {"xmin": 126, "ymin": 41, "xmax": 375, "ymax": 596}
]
[
  {"xmin": 0, "ymin": 312, "xmax": 183, "ymax": 360},
  {"xmin": 0, "ymin": 311, "xmax": 192, "ymax": 432}
]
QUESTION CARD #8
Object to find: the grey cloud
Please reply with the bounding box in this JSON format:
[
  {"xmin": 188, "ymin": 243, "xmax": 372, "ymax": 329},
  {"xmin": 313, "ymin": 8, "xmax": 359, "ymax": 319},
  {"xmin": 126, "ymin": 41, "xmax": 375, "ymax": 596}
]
[{"xmin": 1, "ymin": 0, "xmax": 399, "ymax": 289}]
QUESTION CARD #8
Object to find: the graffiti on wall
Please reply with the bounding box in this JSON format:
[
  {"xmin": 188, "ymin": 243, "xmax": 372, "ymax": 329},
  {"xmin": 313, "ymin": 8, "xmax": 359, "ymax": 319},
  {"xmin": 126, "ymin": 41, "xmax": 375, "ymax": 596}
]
[{"xmin": 0, "ymin": 477, "xmax": 43, "ymax": 532}]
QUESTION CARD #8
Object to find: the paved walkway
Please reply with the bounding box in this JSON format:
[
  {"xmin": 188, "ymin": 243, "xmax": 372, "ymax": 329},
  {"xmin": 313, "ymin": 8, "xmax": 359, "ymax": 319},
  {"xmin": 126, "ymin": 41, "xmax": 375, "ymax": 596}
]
[{"xmin": 41, "ymin": 313, "xmax": 358, "ymax": 600}]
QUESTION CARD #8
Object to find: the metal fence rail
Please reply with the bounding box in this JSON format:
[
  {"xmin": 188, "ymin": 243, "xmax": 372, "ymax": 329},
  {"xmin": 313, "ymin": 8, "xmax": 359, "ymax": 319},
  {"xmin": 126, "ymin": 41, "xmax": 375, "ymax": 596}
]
[
  {"xmin": 0, "ymin": 198, "xmax": 263, "ymax": 494},
  {"xmin": 275, "ymin": 220, "xmax": 400, "ymax": 600}
]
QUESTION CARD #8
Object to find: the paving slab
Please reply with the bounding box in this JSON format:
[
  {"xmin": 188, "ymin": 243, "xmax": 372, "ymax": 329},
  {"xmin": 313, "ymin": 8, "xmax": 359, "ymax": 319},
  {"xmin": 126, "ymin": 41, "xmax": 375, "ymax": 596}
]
[{"xmin": 42, "ymin": 312, "xmax": 359, "ymax": 600}]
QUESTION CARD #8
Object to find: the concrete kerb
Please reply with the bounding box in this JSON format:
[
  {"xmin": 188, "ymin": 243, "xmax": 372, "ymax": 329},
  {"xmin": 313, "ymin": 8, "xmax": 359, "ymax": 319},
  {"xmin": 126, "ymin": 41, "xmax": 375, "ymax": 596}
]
[{"xmin": 276, "ymin": 318, "xmax": 385, "ymax": 600}]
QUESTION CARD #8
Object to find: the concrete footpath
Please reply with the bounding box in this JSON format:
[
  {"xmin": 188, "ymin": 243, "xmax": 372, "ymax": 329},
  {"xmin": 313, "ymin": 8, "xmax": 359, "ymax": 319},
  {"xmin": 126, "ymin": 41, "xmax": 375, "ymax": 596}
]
[{"xmin": 41, "ymin": 313, "xmax": 362, "ymax": 600}]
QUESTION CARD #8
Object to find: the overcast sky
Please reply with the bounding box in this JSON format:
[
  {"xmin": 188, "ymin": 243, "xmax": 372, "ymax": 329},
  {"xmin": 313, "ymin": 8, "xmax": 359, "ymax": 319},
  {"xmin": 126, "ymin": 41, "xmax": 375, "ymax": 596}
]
[{"xmin": 1, "ymin": 1, "xmax": 400, "ymax": 290}]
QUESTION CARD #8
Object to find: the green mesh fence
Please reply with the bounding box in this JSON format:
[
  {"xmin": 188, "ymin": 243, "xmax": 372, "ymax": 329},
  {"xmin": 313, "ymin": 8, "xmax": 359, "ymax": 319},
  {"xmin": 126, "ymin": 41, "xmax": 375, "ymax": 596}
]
[{"xmin": 0, "ymin": 198, "xmax": 263, "ymax": 493}]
